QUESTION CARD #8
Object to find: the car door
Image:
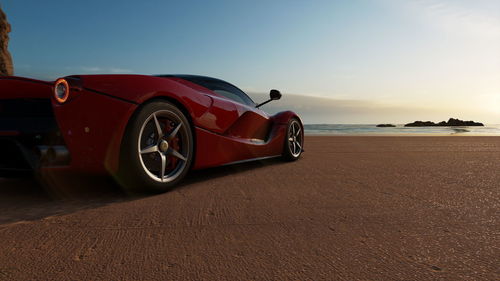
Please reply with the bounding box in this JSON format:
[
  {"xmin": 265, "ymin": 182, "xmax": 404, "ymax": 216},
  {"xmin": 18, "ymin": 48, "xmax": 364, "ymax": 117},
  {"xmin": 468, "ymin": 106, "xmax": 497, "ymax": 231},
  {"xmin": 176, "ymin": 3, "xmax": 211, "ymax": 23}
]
[
  {"xmin": 208, "ymin": 81, "xmax": 272, "ymax": 142},
  {"xmin": 173, "ymin": 76, "xmax": 272, "ymax": 141}
]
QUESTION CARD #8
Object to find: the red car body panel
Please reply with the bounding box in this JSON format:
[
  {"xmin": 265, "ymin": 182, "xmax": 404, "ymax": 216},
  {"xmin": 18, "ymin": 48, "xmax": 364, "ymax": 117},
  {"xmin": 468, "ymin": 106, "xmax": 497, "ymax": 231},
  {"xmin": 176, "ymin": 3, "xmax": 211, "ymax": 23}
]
[
  {"xmin": 0, "ymin": 75, "xmax": 302, "ymax": 176},
  {"xmin": 0, "ymin": 77, "xmax": 52, "ymax": 99},
  {"xmin": 52, "ymin": 90, "xmax": 137, "ymax": 173}
]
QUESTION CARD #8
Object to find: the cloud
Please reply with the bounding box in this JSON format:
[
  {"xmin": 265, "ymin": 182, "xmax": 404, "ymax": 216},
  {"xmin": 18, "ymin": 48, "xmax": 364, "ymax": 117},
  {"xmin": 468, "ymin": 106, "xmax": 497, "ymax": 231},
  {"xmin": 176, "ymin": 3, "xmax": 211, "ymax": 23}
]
[
  {"xmin": 81, "ymin": 66, "xmax": 103, "ymax": 72},
  {"xmin": 408, "ymin": 0, "xmax": 500, "ymax": 39},
  {"xmin": 79, "ymin": 66, "xmax": 133, "ymax": 73},
  {"xmin": 13, "ymin": 65, "xmax": 134, "ymax": 81},
  {"xmin": 109, "ymin": 67, "xmax": 133, "ymax": 73}
]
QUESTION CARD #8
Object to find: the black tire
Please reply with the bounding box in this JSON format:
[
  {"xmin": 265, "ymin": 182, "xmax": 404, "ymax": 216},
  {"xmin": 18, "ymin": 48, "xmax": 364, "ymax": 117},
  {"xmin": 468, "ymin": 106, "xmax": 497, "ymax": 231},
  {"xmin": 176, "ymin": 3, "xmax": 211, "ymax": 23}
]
[
  {"xmin": 282, "ymin": 118, "xmax": 304, "ymax": 161},
  {"xmin": 116, "ymin": 101, "xmax": 194, "ymax": 193}
]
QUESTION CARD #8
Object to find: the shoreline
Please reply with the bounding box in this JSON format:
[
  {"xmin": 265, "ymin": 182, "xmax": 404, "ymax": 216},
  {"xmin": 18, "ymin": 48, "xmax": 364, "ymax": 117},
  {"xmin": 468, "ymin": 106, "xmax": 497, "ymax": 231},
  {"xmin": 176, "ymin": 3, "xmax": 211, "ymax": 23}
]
[
  {"xmin": 304, "ymin": 124, "xmax": 500, "ymax": 137},
  {"xmin": 305, "ymin": 133, "xmax": 500, "ymax": 137}
]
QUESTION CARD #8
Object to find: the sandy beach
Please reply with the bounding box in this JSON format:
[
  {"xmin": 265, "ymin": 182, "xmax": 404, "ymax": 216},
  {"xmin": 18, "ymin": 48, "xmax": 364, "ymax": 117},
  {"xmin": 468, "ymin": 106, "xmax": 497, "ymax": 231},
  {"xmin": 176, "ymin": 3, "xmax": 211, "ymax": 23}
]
[{"xmin": 0, "ymin": 136, "xmax": 498, "ymax": 280}]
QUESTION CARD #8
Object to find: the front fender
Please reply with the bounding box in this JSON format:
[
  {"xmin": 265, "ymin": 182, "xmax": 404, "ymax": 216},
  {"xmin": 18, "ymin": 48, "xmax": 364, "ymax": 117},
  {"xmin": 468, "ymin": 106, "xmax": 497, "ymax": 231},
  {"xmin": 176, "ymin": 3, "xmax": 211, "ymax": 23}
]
[{"xmin": 271, "ymin": 111, "xmax": 303, "ymax": 125}]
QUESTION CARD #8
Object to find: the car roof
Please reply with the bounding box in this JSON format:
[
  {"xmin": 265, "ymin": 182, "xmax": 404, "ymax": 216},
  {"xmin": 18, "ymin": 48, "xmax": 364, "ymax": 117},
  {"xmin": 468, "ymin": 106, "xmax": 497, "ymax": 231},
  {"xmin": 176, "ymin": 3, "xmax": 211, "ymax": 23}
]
[
  {"xmin": 155, "ymin": 74, "xmax": 228, "ymax": 84},
  {"xmin": 156, "ymin": 74, "xmax": 256, "ymax": 106}
]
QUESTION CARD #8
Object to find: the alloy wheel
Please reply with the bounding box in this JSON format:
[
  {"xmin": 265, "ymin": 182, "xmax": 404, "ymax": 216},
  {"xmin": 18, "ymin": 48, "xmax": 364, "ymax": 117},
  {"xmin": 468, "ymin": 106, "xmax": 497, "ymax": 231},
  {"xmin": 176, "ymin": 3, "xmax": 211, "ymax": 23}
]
[
  {"xmin": 137, "ymin": 110, "xmax": 190, "ymax": 183},
  {"xmin": 288, "ymin": 120, "xmax": 303, "ymax": 157}
]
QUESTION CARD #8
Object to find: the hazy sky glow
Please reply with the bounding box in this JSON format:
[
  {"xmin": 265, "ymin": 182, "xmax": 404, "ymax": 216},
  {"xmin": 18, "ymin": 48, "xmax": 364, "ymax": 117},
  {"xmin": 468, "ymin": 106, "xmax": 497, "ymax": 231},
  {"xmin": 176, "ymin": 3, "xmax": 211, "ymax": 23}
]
[{"xmin": 2, "ymin": 0, "xmax": 499, "ymax": 123}]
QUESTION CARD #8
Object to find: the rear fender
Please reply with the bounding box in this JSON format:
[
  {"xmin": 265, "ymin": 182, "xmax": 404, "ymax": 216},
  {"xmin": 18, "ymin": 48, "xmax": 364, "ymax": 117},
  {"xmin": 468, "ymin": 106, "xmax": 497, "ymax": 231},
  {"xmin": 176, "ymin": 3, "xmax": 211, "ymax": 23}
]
[
  {"xmin": 51, "ymin": 89, "xmax": 137, "ymax": 174},
  {"xmin": 72, "ymin": 75, "xmax": 212, "ymax": 127}
]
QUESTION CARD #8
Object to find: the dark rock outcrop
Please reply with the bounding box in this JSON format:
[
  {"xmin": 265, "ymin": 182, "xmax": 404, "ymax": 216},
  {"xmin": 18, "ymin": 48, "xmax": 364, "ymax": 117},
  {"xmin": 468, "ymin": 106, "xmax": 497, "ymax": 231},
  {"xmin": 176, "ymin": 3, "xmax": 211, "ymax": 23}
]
[
  {"xmin": 376, "ymin": 124, "xmax": 396, "ymax": 127},
  {"xmin": 405, "ymin": 121, "xmax": 437, "ymax": 127},
  {"xmin": 405, "ymin": 118, "xmax": 484, "ymax": 127},
  {"xmin": 0, "ymin": 5, "xmax": 13, "ymax": 76}
]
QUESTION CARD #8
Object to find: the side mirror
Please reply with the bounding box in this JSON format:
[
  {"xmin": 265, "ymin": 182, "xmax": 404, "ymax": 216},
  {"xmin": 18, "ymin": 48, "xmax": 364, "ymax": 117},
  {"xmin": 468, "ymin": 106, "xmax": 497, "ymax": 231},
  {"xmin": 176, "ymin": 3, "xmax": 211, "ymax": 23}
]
[
  {"xmin": 256, "ymin": 89, "xmax": 282, "ymax": 108},
  {"xmin": 270, "ymin": 89, "xmax": 282, "ymax": 100}
]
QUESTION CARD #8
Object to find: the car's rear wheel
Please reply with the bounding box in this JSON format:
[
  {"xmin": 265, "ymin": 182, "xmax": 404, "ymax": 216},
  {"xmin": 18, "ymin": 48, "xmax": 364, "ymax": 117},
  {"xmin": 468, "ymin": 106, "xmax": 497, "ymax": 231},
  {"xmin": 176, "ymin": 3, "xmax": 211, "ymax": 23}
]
[
  {"xmin": 116, "ymin": 101, "xmax": 193, "ymax": 193},
  {"xmin": 282, "ymin": 118, "xmax": 303, "ymax": 161}
]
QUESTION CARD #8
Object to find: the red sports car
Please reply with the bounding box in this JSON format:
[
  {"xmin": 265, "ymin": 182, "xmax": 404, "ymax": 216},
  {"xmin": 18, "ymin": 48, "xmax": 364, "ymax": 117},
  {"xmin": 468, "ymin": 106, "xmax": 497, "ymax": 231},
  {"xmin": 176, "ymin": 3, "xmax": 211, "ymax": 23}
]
[{"xmin": 0, "ymin": 74, "xmax": 304, "ymax": 192}]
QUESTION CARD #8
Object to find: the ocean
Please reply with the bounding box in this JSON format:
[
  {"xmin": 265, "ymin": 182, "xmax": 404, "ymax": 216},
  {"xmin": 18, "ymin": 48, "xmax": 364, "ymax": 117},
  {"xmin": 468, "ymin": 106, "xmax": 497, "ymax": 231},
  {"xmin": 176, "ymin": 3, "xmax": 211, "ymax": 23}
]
[{"xmin": 304, "ymin": 124, "xmax": 500, "ymax": 136}]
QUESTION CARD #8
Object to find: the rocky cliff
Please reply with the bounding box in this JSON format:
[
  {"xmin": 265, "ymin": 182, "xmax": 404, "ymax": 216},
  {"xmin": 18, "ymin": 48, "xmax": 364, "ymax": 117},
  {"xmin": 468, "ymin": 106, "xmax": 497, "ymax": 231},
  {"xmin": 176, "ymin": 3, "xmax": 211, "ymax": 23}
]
[{"xmin": 0, "ymin": 5, "xmax": 13, "ymax": 76}]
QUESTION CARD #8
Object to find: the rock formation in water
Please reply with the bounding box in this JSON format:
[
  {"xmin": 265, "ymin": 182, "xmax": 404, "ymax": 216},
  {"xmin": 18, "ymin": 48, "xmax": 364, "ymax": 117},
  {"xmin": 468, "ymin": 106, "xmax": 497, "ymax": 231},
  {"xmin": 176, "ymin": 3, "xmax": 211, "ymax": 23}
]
[
  {"xmin": 376, "ymin": 124, "xmax": 396, "ymax": 127},
  {"xmin": 0, "ymin": 5, "xmax": 13, "ymax": 76},
  {"xmin": 405, "ymin": 118, "xmax": 484, "ymax": 127}
]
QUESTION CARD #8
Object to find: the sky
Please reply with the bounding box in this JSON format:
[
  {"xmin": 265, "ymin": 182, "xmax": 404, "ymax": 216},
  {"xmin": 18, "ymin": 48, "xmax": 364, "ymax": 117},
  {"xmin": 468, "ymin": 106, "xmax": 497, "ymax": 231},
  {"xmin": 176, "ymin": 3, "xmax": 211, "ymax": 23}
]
[{"xmin": 2, "ymin": 0, "xmax": 499, "ymax": 124}]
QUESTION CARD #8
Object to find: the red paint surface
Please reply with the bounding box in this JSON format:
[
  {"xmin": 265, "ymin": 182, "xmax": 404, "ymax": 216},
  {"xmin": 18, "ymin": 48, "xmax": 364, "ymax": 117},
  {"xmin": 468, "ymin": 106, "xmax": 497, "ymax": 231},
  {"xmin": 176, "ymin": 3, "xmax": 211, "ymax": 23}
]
[
  {"xmin": 51, "ymin": 89, "xmax": 137, "ymax": 173},
  {"xmin": 0, "ymin": 76, "xmax": 52, "ymax": 99},
  {"xmin": 1, "ymin": 75, "xmax": 303, "ymax": 174}
]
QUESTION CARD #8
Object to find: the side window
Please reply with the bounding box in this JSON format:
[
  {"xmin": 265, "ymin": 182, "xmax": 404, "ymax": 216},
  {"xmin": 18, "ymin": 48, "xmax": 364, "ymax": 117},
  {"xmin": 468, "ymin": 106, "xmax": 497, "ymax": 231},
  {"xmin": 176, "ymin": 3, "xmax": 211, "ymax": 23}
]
[
  {"xmin": 179, "ymin": 76, "xmax": 256, "ymax": 106},
  {"xmin": 205, "ymin": 80, "xmax": 254, "ymax": 106},
  {"xmin": 212, "ymin": 89, "xmax": 248, "ymax": 105}
]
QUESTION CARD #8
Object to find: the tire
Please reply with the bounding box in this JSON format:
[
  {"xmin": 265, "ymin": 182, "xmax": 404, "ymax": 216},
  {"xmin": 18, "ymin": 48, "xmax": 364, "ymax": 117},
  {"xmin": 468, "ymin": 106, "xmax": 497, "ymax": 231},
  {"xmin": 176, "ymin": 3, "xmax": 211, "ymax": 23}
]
[
  {"xmin": 282, "ymin": 118, "xmax": 304, "ymax": 161},
  {"xmin": 116, "ymin": 101, "xmax": 194, "ymax": 193}
]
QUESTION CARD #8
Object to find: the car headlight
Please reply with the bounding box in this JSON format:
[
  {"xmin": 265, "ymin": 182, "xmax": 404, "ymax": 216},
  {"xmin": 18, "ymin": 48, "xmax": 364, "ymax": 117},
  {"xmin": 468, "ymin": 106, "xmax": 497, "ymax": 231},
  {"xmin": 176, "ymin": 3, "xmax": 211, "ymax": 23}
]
[{"xmin": 54, "ymin": 78, "xmax": 69, "ymax": 103}]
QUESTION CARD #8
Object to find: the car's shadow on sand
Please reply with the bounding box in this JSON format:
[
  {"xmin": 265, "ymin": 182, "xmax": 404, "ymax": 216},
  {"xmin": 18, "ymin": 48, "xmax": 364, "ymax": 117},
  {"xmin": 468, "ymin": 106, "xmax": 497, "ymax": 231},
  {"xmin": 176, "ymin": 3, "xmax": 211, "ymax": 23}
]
[
  {"xmin": 0, "ymin": 175, "xmax": 127, "ymax": 226},
  {"xmin": 180, "ymin": 158, "xmax": 285, "ymax": 188},
  {"xmin": 0, "ymin": 158, "xmax": 284, "ymax": 226}
]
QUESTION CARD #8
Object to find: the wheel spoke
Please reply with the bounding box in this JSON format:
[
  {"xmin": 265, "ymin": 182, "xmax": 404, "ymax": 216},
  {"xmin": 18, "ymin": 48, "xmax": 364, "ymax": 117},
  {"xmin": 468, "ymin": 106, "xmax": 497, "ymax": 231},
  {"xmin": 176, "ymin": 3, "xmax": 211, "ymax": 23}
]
[
  {"xmin": 166, "ymin": 123, "xmax": 182, "ymax": 141},
  {"xmin": 295, "ymin": 127, "xmax": 301, "ymax": 137},
  {"xmin": 288, "ymin": 137, "xmax": 294, "ymax": 142},
  {"xmin": 159, "ymin": 153, "xmax": 166, "ymax": 180},
  {"xmin": 153, "ymin": 113, "xmax": 164, "ymax": 138},
  {"xmin": 296, "ymin": 141, "xmax": 302, "ymax": 152},
  {"xmin": 168, "ymin": 148, "xmax": 187, "ymax": 161},
  {"xmin": 140, "ymin": 144, "xmax": 158, "ymax": 154}
]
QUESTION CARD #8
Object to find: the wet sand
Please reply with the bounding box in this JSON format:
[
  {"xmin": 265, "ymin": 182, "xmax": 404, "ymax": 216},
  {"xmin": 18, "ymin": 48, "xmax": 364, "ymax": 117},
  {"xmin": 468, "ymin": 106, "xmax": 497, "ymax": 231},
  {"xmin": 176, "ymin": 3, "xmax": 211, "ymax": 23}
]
[{"xmin": 0, "ymin": 136, "xmax": 499, "ymax": 280}]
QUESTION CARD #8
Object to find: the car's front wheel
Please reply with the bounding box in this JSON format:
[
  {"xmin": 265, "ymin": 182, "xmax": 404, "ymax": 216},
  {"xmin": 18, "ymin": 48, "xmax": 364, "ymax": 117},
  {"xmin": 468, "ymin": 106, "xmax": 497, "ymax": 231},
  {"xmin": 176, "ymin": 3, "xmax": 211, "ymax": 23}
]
[
  {"xmin": 116, "ymin": 101, "xmax": 193, "ymax": 193},
  {"xmin": 282, "ymin": 118, "xmax": 303, "ymax": 161}
]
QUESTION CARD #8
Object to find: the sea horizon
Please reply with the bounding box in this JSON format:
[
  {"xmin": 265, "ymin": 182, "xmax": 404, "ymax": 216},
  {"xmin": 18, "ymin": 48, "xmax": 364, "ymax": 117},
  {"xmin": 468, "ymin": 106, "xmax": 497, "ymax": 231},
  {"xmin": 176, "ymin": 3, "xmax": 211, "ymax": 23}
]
[{"xmin": 304, "ymin": 124, "xmax": 500, "ymax": 136}]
